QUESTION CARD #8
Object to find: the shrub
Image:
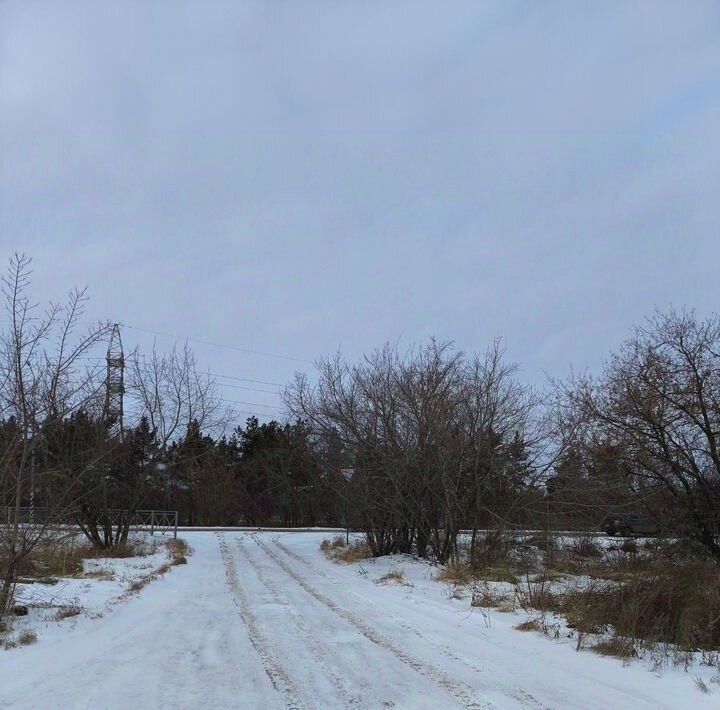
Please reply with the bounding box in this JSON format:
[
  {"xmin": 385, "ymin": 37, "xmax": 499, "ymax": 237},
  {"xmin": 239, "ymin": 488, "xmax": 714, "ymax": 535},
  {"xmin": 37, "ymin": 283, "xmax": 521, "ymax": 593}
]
[
  {"xmin": 470, "ymin": 531, "xmax": 517, "ymax": 569},
  {"xmin": 514, "ymin": 574, "xmax": 560, "ymax": 615}
]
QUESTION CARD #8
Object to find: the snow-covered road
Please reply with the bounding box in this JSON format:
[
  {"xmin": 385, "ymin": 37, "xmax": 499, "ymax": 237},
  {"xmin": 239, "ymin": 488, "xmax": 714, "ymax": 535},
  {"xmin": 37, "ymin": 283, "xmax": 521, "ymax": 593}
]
[{"xmin": 0, "ymin": 532, "xmax": 714, "ymax": 709}]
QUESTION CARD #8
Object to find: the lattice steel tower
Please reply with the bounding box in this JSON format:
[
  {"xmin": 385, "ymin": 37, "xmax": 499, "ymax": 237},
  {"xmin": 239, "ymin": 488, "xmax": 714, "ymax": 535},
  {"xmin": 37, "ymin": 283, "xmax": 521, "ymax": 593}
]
[{"xmin": 104, "ymin": 324, "xmax": 125, "ymax": 438}]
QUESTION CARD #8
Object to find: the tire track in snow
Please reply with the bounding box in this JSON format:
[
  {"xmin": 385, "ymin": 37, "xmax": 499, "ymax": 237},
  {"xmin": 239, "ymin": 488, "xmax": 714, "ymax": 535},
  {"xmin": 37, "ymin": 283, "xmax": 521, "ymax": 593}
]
[
  {"xmin": 238, "ymin": 536, "xmax": 365, "ymax": 709},
  {"xmin": 253, "ymin": 534, "xmax": 494, "ymax": 710},
  {"xmin": 272, "ymin": 536, "xmax": 548, "ymax": 710},
  {"xmin": 216, "ymin": 533, "xmax": 305, "ymax": 710}
]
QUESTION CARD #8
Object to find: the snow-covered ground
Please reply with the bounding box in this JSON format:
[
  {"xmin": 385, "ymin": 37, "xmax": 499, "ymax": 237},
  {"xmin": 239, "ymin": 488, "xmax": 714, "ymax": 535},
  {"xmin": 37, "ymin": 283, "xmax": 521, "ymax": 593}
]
[{"xmin": 0, "ymin": 531, "xmax": 716, "ymax": 709}]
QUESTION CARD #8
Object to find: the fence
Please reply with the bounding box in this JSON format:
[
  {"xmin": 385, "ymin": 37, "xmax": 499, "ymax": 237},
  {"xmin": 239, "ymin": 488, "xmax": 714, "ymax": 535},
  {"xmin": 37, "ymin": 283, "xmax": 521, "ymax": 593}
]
[{"xmin": 2, "ymin": 507, "xmax": 178, "ymax": 539}]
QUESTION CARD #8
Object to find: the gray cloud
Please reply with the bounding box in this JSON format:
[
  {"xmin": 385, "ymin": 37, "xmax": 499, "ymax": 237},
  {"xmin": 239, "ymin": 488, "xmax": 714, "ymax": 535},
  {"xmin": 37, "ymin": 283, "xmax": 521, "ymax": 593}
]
[{"xmin": 2, "ymin": 0, "xmax": 719, "ymax": 420}]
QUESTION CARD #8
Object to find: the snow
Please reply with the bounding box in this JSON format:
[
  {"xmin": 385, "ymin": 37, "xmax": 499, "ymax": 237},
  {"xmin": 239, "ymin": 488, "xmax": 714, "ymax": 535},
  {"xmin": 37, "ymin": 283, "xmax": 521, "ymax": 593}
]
[{"xmin": 0, "ymin": 531, "xmax": 717, "ymax": 709}]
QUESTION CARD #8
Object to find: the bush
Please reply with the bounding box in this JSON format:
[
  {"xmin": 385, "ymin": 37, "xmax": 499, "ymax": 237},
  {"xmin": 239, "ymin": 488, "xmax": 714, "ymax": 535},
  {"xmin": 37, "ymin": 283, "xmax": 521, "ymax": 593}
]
[
  {"xmin": 514, "ymin": 574, "xmax": 560, "ymax": 615},
  {"xmin": 470, "ymin": 532, "xmax": 517, "ymax": 568}
]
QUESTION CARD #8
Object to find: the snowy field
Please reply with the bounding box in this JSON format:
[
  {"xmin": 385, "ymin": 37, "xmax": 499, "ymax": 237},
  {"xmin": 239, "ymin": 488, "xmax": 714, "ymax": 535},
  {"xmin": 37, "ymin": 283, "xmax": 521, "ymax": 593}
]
[{"xmin": 0, "ymin": 531, "xmax": 716, "ymax": 709}]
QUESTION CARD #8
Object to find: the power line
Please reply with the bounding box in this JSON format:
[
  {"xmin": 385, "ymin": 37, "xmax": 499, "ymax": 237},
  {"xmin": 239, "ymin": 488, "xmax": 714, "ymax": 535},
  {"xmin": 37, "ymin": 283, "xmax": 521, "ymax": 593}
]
[
  {"xmin": 227, "ymin": 409, "xmax": 276, "ymax": 419},
  {"xmin": 218, "ymin": 382, "xmax": 281, "ymax": 395},
  {"xmin": 123, "ymin": 324, "xmax": 313, "ymax": 364},
  {"xmin": 208, "ymin": 372, "xmax": 285, "ymax": 387},
  {"xmin": 220, "ymin": 398, "xmax": 284, "ymax": 410}
]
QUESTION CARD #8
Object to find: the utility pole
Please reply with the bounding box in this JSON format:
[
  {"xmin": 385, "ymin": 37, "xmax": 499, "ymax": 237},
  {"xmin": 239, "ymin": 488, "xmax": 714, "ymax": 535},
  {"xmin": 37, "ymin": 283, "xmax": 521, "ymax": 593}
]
[{"xmin": 104, "ymin": 324, "xmax": 125, "ymax": 439}]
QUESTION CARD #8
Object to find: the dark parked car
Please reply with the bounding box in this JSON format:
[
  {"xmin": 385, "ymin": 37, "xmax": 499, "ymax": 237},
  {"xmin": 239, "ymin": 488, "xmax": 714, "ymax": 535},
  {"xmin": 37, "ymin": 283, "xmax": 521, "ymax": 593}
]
[{"xmin": 601, "ymin": 513, "xmax": 659, "ymax": 537}]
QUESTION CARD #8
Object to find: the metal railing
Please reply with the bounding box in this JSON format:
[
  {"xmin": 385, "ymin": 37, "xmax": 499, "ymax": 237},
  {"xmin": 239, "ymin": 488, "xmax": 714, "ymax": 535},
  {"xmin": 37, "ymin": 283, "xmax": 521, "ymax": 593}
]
[{"xmin": 2, "ymin": 507, "xmax": 178, "ymax": 539}]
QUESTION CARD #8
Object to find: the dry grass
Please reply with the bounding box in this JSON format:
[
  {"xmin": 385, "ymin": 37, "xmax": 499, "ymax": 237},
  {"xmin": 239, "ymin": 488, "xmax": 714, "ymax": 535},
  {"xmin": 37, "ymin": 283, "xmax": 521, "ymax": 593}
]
[
  {"xmin": 167, "ymin": 538, "xmax": 189, "ymax": 556},
  {"xmin": 514, "ymin": 574, "xmax": 560, "ymax": 615},
  {"xmin": 167, "ymin": 538, "xmax": 190, "ymax": 566},
  {"xmin": 694, "ymin": 676, "xmax": 711, "ymax": 694},
  {"xmin": 583, "ymin": 567, "xmax": 720, "ymax": 650},
  {"xmin": 2, "ymin": 628, "xmax": 38, "ymax": 650},
  {"xmin": 479, "ymin": 566, "xmax": 521, "ymax": 585},
  {"xmin": 124, "ymin": 539, "xmax": 191, "ymax": 594},
  {"xmin": 335, "ymin": 542, "xmax": 372, "ymax": 563},
  {"xmin": 471, "ymin": 584, "xmax": 514, "ymax": 611},
  {"xmin": 17, "ymin": 630, "xmax": 37, "ymax": 647},
  {"xmin": 515, "ymin": 618, "xmax": 543, "ymax": 632},
  {"xmin": 83, "ymin": 570, "xmax": 116, "ymax": 581},
  {"xmin": 377, "ymin": 568, "xmax": 406, "ymax": 585},
  {"xmin": 435, "ymin": 560, "xmax": 474, "ymax": 585},
  {"xmin": 17, "ymin": 536, "xmax": 87, "ymax": 577},
  {"xmin": 82, "ymin": 541, "xmax": 151, "ymax": 559},
  {"xmin": 321, "ymin": 539, "xmax": 371, "ymax": 564},
  {"xmin": 15, "ymin": 536, "xmax": 164, "ymax": 584},
  {"xmin": 568, "ymin": 536, "xmax": 603, "ymax": 559},
  {"xmin": 592, "ymin": 636, "xmax": 636, "ymax": 659},
  {"xmin": 436, "ymin": 559, "xmax": 520, "ymax": 586},
  {"xmin": 509, "ymin": 553, "xmax": 720, "ymax": 655},
  {"xmin": 54, "ymin": 605, "xmax": 82, "ymax": 621},
  {"xmin": 127, "ymin": 575, "xmax": 153, "ymax": 594},
  {"xmin": 320, "ymin": 536, "xmax": 346, "ymax": 552}
]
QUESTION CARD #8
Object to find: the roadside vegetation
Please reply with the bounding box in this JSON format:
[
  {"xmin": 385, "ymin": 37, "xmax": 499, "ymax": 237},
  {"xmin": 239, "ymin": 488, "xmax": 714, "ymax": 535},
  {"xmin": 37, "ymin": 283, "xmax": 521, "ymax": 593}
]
[
  {"xmin": 1, "ymin": 533, "xmax": 188, "ymax": 649},
  {"xmin": 320, "ymin": 531, "xmax": 720, "ymax": 671},
  {"xmin": 3, "ymin": 251, "xmax": 719, "ymax": 666}
]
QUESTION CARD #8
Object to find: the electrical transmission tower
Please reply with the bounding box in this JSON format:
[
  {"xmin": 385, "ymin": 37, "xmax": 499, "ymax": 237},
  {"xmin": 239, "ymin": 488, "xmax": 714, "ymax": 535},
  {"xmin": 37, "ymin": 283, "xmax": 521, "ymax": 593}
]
[{"xmin": 104, "ymin": 323, "xmax": 125, "ymax": 438}]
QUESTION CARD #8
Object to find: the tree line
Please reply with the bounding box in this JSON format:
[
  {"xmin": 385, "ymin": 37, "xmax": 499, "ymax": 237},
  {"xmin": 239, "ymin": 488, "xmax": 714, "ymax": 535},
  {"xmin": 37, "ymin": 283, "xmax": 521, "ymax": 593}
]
[{"xmin": 2, "ymin": 252, "xmax": 720, "ymax": 618}]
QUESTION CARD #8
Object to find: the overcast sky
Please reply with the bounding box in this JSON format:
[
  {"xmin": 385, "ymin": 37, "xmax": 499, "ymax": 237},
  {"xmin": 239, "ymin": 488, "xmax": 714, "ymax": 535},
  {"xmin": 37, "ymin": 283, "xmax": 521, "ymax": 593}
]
[{"xmin": 1, "ymin": 1, "xmax": 719, "ymax": 423}]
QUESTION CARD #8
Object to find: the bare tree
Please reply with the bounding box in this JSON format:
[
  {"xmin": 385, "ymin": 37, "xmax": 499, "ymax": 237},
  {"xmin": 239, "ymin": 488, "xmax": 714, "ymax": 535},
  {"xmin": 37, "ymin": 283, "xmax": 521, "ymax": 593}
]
[
  {"xmin": 562, "ymin": 310, "xmax": 720, "ymax": 562},
  {"xmin": 74, "ymin": 342, "xmax": 227, "ymax": 549},
  {"xmin": 0, "ymin": 254, "xmax": 110, "ymax": 613},
  {"xmin": 286, "ymin": 339, "xmax": 545, "ymax": 563}
]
